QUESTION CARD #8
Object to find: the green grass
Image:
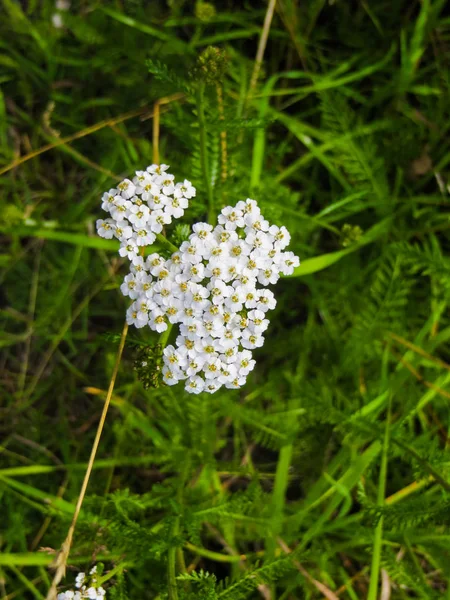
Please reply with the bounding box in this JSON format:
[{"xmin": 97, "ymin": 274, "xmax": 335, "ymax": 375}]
[{"xmin": 1, "ymin": 0, "xmax": 450, "ymax": 598}]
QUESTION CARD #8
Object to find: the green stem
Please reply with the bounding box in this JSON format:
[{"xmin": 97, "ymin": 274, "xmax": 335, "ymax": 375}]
[
  {"xmin": 197, "ymin": 83, "xmax": 215, "ymax": 225},
  {"xmin": 184, "ymin": 542, "xmax": 244, "ymax": 563},
  {"xmin": 98, "ymin": 563, "xmax": 129, "ymax": 586},
  {"xmin": 8, "ymin": 565, "xmax": 45, "ymax": 600},
  {"xmin": 159, "ymin": 322, "xmax": 173, "ymax": 349},
  {"xmin": 167, "ymin": 517, "xmax": 180, "ymax": 600},
  {"xmin": 266, "ymin": 444, "xmax": 293, "ymax": 560},
  {"xmin": 167, "ymin": 456, "xmax": 190, "ymax": 600},
  {"xmin": 156, "ymin": 233, "xmax": 178, "ymax": 254},
  {"xmin": 367, "ymin": 398, "xmax": 391, "ymax": 600}
]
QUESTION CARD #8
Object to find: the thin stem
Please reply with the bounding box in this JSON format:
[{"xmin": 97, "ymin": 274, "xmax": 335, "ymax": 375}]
[
  {"xmin": 216, "ymin": 84, "xmax": 228, "ymax": 183},
  {"xmin": 386, "ymin": 476, "xmax": 433, "ymax": 504},
  {"xmin": 153, "ymin": 102, "xmax": 160, "ymax": 165},
  {"xmin": 156, "ymin": 233, "xmax": 178, "ymax": 254},
  {"xmin": 9, "ymin": 566, "xmax": 45, "ymax": 600},
  {"xmin": 0, "ymin": 106, "xmax": 151, "ymax": 177},
  {"xmin": 245, "ymin": 0, "xmax": 277, "ymax": 111},
  {"xmin": 159, "ymin": 322, "xmax": 173, "ymax": 350},
  {"xmin": 167, "ymin": 517, "xmax": 180, "ymax": 600},
  {"xmin": 184, "ymin": 542, "xmax": 246, "ymax": 563},
  {"xmin": 46, "ymin": 321, "xmax": 129, "ymax": 600},
  {"xmin": 197, "ymin": 83, "xmax": 215, "ymax": 225},
  {"xmin": 266, "ymin": 444, "xmax": 292, "ymax": 560},
  {"xmin": 98, "ymin": 562, "xmax": 130, "ymax": 586},
  {"xmin": 18, "ymin": 242, "xmax": 42, "ymax": 398},
  {"xmin": 367, "ymin": 397, "xmax": 391, "ymax": 600},
  {"xmin": 152, "ymin": 93, "xmax": 185, "ymax": 166},
  {"xmin": 23, "ymin": 271, "xmax": 116, "ymax": 405}
]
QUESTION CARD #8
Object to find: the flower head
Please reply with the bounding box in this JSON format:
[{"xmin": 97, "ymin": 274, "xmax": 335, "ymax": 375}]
[{"xmin": 97, "ymin": 168, "xmax": 298, "ymax": 394}]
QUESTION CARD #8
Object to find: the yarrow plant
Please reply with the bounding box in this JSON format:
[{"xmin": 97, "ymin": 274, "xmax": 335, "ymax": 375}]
[
  {"xmin": 97, "ymin": 165, "xmax": 299, "ymax": 394},
  {"xmin": 57, "ymin": 566, "xmax": 106, "ymax": 600}
]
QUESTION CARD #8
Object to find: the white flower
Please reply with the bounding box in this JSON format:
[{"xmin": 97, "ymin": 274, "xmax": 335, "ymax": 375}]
[
  {"xmin": 236, "ymin": 198, "xmax": 260, "ymax": 216},
  {"xmin": 101, "ymin": 189, "xmax": 117, "ymax": 212},
  {"xmin": 110, "ymin": 198, "xmax": 131, "ymax": 221},
  {"xmin": 185, "ymin": 375, "xmax": 205, "ymax": 394},
  {"xmin": 241, "ymin": 329, "xmax": 264, "ymax": 349},
  {"xmin": 156, "ymin": 172, "xmax": 175, "ymax": 195},
  {"xmin": 147, "ymin": 163, "xmax": 169, "ymax": 175},
  {"xmin": 96, "ymin": 219, "xmax": 115, "ymax": 239},
  {"xmin": 278, "ymin": 251, "xmax": 300, "ymax": 275},
  {"xmin": 248, "ymin": 310, "xmax": 270, "ymax": 333},
  {"xmin": 130, "ymin": 255, "xmax": 145, "ymax": 273},
  {"xmin": 113, "ymin": 220, "xmax": 134, "ymax": 241},
  {"xmin": 163, "ymin": 345, "xmax": 185, "ymax": 368},
  {"xmin": 218, "ymin": 206, "xmax": 245, "ymax": 230},
  {"xmin": 126, "ymin": 303, "xmax": 146, "ymax": 328},
  {"xmin": 119, "ymin": 238, "xmax": 139, "ymax": 260},
  {"xmin": 133, "ymin": 169, "xmax": 149, "ymax": 184},
  {"xmin": 226, "ymin": 375, "xmax": 246, "ymax": 389},
  {"xmin": 185, "ymin": 283, "xmax": 210, "ymax": 312},
  {"xmin": 204, "ymin": 380, "xmax": 220, "ymax": 394},
  {"xmin": 257, "ymin": 265, "xmax": 280, "ymax": 286},
  {"xmin": 52, "ymin": 13, "xmax": 64, "ymax": 28},
  {"xmin": 180, "ymin": 241, "xmax": 203, "ymax": 264},
  {"xmin": 204, "ymin": 357, "xmax": 223, "ymax": 379},
  {"xmin": 138, "ymin": 273, "xmax": 154, "ymax": 297},
  {"xmin": 165, "ymin": 302, "xmax": 184, "ymax": 324},
  {"xmin": 135, "ymin": 228, "xmax": 156, "ymax": 246},
  {"xmin": 162, "ymin": 365, "xmax": 181, "ymax": 385},
  {"xmin": 120, "ymin": 273, "xmax": 141, "ymax": 299},
  {"xmin": 166, "ymin": 197, "xmax": 187, "ymax": 219},
  {"xmin": 117, "ymin": 178, "xmax": 136, "ymax": 199},
  {"xmin": 175, "ymin": 179, "xmax": 196, "ymax": 199},
  {"xmin": 217, "ymin": 326, "xmax": 241, "ymax": 350},
  {"xmin": 256, "ymin": 289, "xmax": 276, "ymax": 311},
  {"xmin": 218, "ymin": 363, "xmax": 237, "ymax": 385},
  {"xmin": 224, "ymin": 287, "xmax": 245, "ymax": 312},
  {"xmin": 148, "ymin": 308, "xmax": 168, "ymax": 333},
  {"xmin": 186, "ymin": 356, "xmax": 205, "ymax": 376},
  {"xmin": 56, "ymin": 0, "xmax": 71, "ymax": 10},
  {"xmin": 207, "ymin": 279, "xmax": 231, "ymax": 305},
  {"xmin": 128, "ymin": 204, "xmax": 150, "ymax": 228},
  {"xmin": 244, "ymin": 211, "xmax": 270, "ymax": 234},
  {"xmin": 237, "ymin": 350, "xmax": 256, "ymax": 375},
  {"xmin": 148, "ymin": 209, "xmax": 171, "ymax": 234},
  {"xmin": 227, "ymin": 239, "xmax": 252, "ymax": 259},
  {"xmin": 183, "ymin": 261, "xmax": 205, "ymax": 283},
  {"xmin": 270, "ymin": 225, "xmax": 291, "ymax": 250}
]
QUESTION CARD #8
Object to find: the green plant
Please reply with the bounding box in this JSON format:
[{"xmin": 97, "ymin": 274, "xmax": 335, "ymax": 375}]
[{"xmin": 1, "ymin": 1, "xmax": 450, "ymax": 598}]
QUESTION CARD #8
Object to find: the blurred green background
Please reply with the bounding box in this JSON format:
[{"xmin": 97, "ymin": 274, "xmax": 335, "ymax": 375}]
[{"xmin": 1, "ymin": 0, "xmax": 450, "ymax": 598}]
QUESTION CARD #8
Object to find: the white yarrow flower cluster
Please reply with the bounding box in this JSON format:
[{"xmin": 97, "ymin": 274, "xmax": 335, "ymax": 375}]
[
  {"xmin": 58, "ymin": 567, "xmax": 106, "ymax": 600},
  {"xmin": 96, "ymin": 164, "xmax": 196, "ymax": 262},
  {"xmin": 117, "ymin": 197, "xmax": 299, "ymax": 394}
]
